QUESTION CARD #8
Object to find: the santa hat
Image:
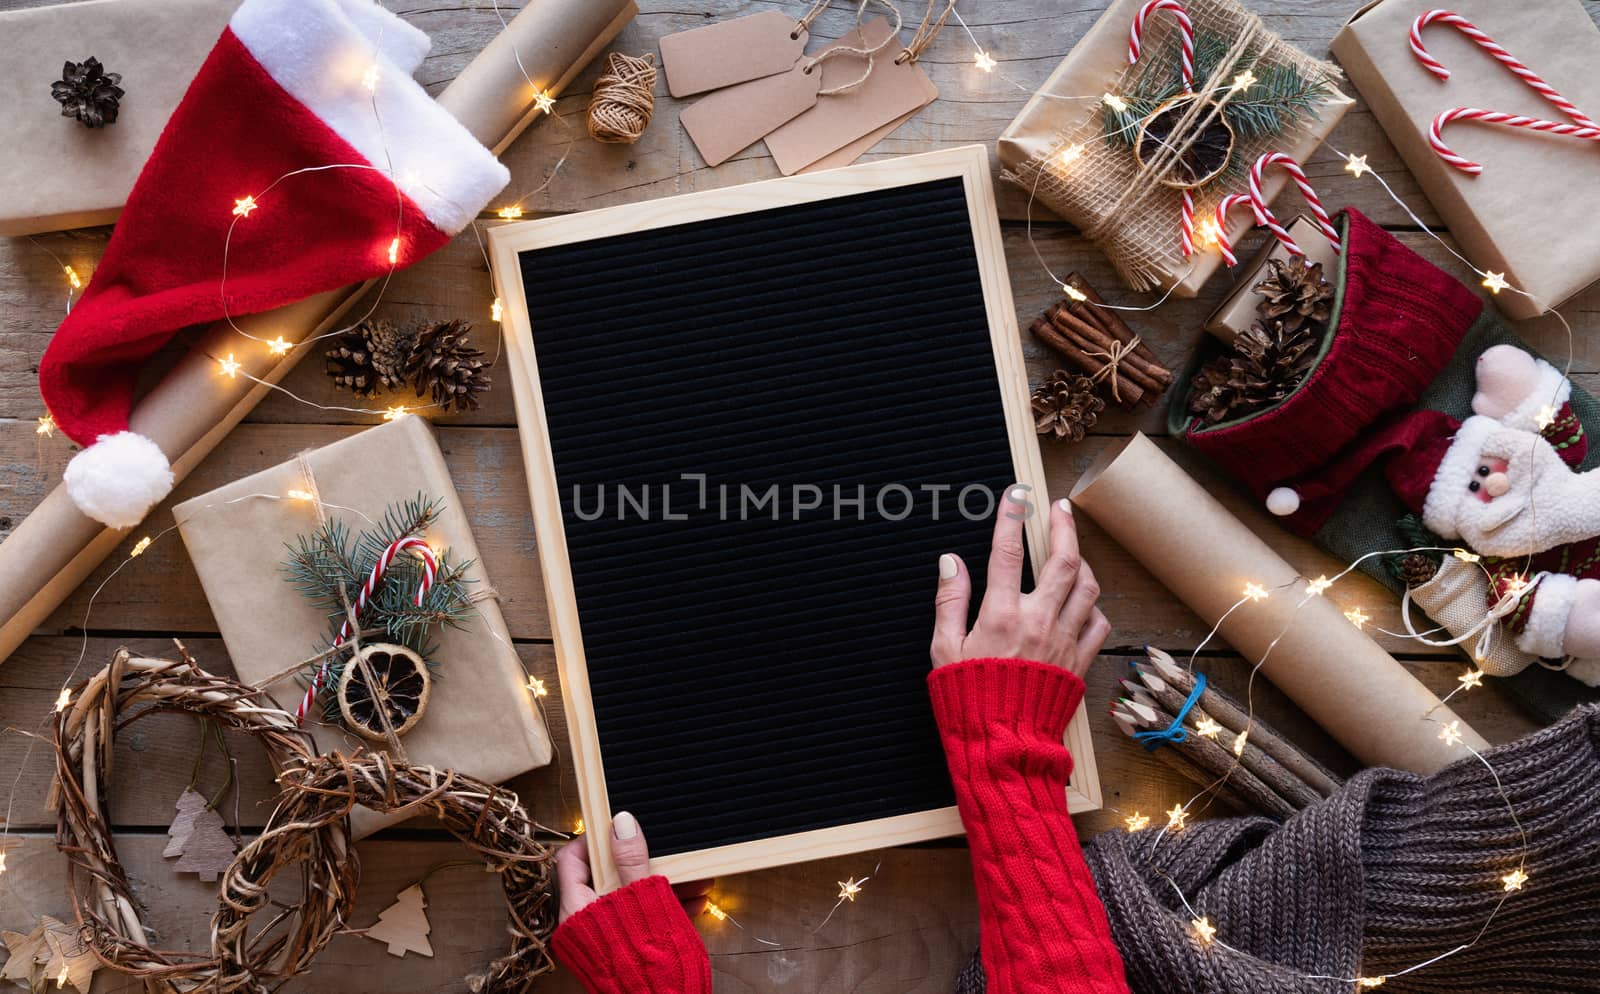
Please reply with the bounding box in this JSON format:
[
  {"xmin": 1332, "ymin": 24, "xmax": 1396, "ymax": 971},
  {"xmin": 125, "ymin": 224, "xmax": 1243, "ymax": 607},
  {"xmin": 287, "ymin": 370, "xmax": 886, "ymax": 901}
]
[
  {"xmin": 40, "ymin": 0, "xmax": 508, "ymax": 528},
  {"xmin": 1264, "ymin": 409, "xmax": 1499, "ymax": 539}
]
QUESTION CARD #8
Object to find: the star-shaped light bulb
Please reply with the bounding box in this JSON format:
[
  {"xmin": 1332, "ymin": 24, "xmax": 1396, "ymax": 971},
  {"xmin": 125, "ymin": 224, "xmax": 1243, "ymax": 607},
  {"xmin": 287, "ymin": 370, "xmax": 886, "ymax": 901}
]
[
  {"xmin": 55, "ymin": 687, "xmax": 72, "ymax": 713},
  {"xmin": 266, "ymin": 336, "xmax": 292, "ymax": 357},
  {"xmin": 497, "ymin": 206, "xmax": 525, "ymax": 220},
  {"xmin": 527, "ymin": 675, "xmax": 549, "ymax": 698},
  {"xmin": 1505, "ymin": 574, "xmax": 1530, "ymax": 598},
  {"xmin": 218, "ymin": 354, "xmax": 242, "ymax": 378},
  {"xmin": 0, "ymin": 851, "xmax": 8, "ymax": 875},
  {"xmin": 1344, "ymin": 153, "xmax": 1371, "ymax": 179},
  {"xmin": 573, "ymin": 817, "xmax": 585, "ymax": 835},
  {"xmin": 1194, "ymin": 717, "xmax": 1223, "ymax": 739},
  {"xmin": 1535, "ymin": 404, "xmax": 1558, "ymax": 430},
  {"xmin": 36, "ymin": 414, "xmax": 55, "ymax": 437},
  {"xmin": 1103, "ymin": 92, "xmax": 1129, "ymax": 113},
  {"xmin": 1196, "ymin": 218, "xmax": 1222, "ymax": 247},
  {"xmin": 1166, "ymin": 804, "xmax": 1188, "ymax": 831},
  {"xmin": 838, "ymin": 877, "xmax": 865, "ymax": 902},
  {"xmin": 63, "ymin": 265, "xmax": 82, "ymax": 289},
  {"xmin": 1232, "ymin": 730, "xmax": 1249, "ymax": 757},
  {"xmin": 57, "ymin": 963, "xmax": 67, "ymax": 989},
  {"xmin": 974, "ymin": 51, "xmax": 997, "ymax": 72},
  {"xmin": 1438, "ymin": 720, "xmax": 1463, "ymax": 747},
  {"xmin": 1344, "ymin": 606, "xmax": 1370, "ymax": 630},
  {"xmin": 1458, "ymin": 668, "xmax": 1485, "ymax": 691},
  {"xmin": 1358, "ymin": 977, "xmax": 1387, "ymax": 988},
  {"xmin": 1305, "ymin": 575, "xmax": 1333, "ymax": 596},
  {"xmin": 1452, "ymin": 549, "xmax": 1481, "ymax": 564},
  {"xmin": 130, "ymin": 536, "xmax": 152, "ymax": 558},
  {"xmin": 287, "ymin": 489, "xmax": 315, "ymax": 501},
  {"xmin": 1242, "ymin": 582, "xmax": 1269, "ymax": 602},
  {"xmin": 705, "ymin": 901, "xmax": 727, "ymax": 921},
  {"xmin": 386, "ymin": 237, "xmax": 401, "ymax": 266},
  {"xmin": 383, "ymin": 405, "xmax": 407, "ymax": 422},
  {"xmin": 1481, "ymin": 271, "xmax": 1510, "ymax": 294},
  {"xmin": 1062, "ymin": 282, "xmax": 1088, "ymax": 302},
  {"xmin": 232, "ymin": 195, "xmax": 258, "ymax": 219},
  {"xmin": 1124, "ymin": 811, "xmax": 1150, "ymax": 832},
  {"xmin": 534, "ymin": 90, "xmax": 557, "ymax": 114},
  {"xmin": 362, "ymin": 63, "xmax": 380, "ymax": 92},
  {"xmin": 1502, "ymin": 867, "xmax": 1529, "ymax": 891},
  {"xmin": 491, "ymin": 298, "xmax": 504, "ymax": 322},
  {"xmin": 1058, "ymin": 143, "xmax": 1085, "ymax": 167},
  {"xmin": 1191, "ymin": 916, "xmax": 1217, "ymax": 945},
  {"xmin": 1231, "ymin": 70, "xmax": 1257, "ymax": 91}
]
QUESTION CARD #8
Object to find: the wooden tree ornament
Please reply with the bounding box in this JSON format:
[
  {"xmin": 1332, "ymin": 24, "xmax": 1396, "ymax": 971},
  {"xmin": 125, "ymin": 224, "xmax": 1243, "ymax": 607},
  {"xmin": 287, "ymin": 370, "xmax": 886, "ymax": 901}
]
[
  {"xmin": 162, "ymin": 787, "xmax": 208, "ymax": 858},
  {"xmin": 364, "ymin": 884, "xmax": 434, "ymax": 958}
]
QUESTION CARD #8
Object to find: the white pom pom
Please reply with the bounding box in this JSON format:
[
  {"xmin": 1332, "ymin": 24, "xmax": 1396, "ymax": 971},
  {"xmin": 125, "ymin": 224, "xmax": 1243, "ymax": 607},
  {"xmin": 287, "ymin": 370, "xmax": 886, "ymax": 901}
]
[
  {"xmin": 63, "ymin": 432, "xmax": 174, "ymax": 529},
  {"xmin": 1266, "ymin": 487, "xmax": 1300, "ymax": 517}
]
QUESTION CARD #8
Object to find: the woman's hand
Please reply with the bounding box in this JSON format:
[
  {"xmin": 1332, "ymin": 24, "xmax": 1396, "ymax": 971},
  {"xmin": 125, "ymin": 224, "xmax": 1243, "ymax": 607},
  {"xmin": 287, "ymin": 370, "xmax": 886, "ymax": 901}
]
[
  {"xmin": 931, "ymin": 487, "xmax": 1109, "ymax": 678},
  {"xmin": 556, "ymin": 812, "xmax": 713, "ymax": 923}
]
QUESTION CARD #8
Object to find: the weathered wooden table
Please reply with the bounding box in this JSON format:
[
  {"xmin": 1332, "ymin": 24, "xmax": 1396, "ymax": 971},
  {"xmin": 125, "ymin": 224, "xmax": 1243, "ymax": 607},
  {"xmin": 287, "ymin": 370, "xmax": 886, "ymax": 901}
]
[{"xmin": 2, "ymin": 1, "xmax": 1595, "ymax": 990}]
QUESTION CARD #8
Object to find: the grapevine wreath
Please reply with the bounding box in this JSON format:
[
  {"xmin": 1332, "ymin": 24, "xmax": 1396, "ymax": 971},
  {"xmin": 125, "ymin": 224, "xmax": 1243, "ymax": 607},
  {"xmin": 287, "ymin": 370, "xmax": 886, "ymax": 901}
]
[{"xmin": 51, "ymin": 645, "xmax": 559, "ymax": 993}]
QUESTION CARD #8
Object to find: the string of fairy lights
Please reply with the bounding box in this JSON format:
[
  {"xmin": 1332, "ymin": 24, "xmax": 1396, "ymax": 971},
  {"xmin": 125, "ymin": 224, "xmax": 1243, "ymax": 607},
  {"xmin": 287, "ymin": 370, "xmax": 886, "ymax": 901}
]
[{"xmin": 11, "ymin": 0, "xmax": 1594, "ymax": 980}]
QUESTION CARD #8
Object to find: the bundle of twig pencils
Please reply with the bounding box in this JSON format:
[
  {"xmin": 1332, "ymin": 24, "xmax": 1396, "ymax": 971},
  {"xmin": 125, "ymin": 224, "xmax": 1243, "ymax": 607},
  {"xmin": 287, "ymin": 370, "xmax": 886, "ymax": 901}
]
[{"xmin": 1111, "ymin": 648, "xmax": 1342, "ymax": 819}]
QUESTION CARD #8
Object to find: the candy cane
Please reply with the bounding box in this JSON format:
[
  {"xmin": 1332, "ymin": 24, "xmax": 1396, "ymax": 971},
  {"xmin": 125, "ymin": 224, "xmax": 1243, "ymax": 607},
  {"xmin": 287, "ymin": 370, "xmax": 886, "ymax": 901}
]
[
  {"xmin": 1128, "ymin": 0, "xmax": 1194, "ymax": 92},
  {"xmin": 1429, "ymin": 108, "xmax": 1600, "ymax": 176},
  {"xmin": 1410, "ymin": 10, "xmax": 1597, "ymax": 129},
  {"xmin": 1249, "ymin": 152, "xmax": 1340, "ymax": 253},
  {"xmin": 297, "ymin": 534, "xmax": 438, "ymax": 723},
  {"xmin": 1211, "ymin": 192, "xmax": 1282, "ymax": 267},
  {"xmin": 1179, "ymin": 189, "xmax": 1196, "ymax": 257}
]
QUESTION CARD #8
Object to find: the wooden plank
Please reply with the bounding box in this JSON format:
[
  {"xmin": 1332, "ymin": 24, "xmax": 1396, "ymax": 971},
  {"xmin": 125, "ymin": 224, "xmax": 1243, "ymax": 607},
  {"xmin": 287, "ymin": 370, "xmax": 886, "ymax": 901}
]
[{"xmin": 0, "ymin": 833, "xmax": 981, "ymax": 993}]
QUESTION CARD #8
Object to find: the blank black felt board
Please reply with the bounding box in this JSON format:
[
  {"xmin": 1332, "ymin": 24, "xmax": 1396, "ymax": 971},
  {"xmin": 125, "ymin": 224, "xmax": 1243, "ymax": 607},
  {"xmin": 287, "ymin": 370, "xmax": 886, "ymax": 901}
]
[{"xmin": 489, "ymin": 147, "xmax": 1100, "ymax": 890}]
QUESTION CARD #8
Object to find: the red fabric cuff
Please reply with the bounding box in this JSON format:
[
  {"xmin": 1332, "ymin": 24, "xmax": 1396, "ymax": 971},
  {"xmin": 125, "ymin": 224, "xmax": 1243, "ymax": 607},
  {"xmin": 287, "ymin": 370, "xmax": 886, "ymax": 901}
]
[
  {"xmin": 552, "ymin": 876, "xmax": 711, "ymax": 994},
  {"xmin": 928, "ymin": 657, "xmax": 1086, "ymax": 768}
]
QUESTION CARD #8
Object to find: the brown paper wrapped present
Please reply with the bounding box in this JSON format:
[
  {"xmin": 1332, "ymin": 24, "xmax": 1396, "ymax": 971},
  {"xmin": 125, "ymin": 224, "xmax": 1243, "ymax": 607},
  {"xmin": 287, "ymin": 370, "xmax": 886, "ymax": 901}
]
[
  {"xmin": 173, "ymin": 416, "xmax": 552, "ymax": 837},
  {"xmin": 1204, "ymin": 215, "xmax": 1342, "ymax": 342},
  {"xmin": 0, "ymin": 0, "xmax": 239, "ymax": 236},
  {"xmin": 997, "ymin": 0, "xmax": 1351, "ymax": 297},
  {"xmin": 1331, "ymin": 0, "xmax": 1600, "ymax": 320}
]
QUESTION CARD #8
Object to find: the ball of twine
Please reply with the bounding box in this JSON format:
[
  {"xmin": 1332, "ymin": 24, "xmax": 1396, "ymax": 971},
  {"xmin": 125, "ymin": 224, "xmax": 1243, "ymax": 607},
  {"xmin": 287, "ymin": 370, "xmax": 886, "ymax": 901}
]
[
  {"xmin": 586, "ymin": 52, "xmax": 657, "ymax": 144},
  {"xmin": 51, "ymin": 645, "xmax": 352, "ymax": 993}
]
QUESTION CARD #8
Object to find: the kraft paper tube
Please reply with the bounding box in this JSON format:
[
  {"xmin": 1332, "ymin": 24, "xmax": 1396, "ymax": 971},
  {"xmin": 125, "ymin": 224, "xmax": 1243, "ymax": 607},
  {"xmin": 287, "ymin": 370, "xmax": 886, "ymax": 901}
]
[
  {"xmin": 1070, "ymin": 434, "xmax": 1486, "ymax": 774},
  {"xmin": 0, "ymin": 0, "xmax": 636, "ymax": 665}
]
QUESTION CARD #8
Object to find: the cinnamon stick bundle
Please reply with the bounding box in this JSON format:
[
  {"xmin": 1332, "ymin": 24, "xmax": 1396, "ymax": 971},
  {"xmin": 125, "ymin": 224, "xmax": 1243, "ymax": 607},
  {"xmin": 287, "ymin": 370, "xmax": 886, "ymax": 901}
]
[{"xmin": 1027, "ymin": 273, "xmax": 1172, "ymax": 409}]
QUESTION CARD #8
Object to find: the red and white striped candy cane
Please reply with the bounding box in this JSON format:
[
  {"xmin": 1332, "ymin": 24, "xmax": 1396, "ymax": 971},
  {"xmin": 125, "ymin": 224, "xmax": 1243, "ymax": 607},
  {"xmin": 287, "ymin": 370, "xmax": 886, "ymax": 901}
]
[
  {"xmin": 1212, "ymin": 192, "xmax": 1281, "ymax": 267},
  {"xmin": 1128, "ymin": 0, "xmax": 1194, "ymax": 92},
  {"xmin": 1179, "ymin": 189, "xmax": 1196, "ymax": 257},
  {"xmin": 1410, "ymin": 10, "xmax": 1598, "ymax": 129},
  {"xmin": 1249, "ymin": 152, "xmax": 1341, "ymax": 253},
  {"xmin": 297, "ymin": 534, "xmax": 438, "ymax": 723},
  {"xmin": 1429, "ymin": 108, "xmax": 1600, "ymax": 176}
]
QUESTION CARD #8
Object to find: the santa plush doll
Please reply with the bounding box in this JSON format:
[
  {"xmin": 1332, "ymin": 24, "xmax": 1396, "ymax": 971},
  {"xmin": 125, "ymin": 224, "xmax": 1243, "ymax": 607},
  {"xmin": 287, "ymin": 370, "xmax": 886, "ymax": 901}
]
[
  {"xmin": 1270, "ymin": 346, "xmax": 1600, "ymax": 681},
  {"xmin": 38, "ymin": 0, "xmax": 508, "ymax": 528}
]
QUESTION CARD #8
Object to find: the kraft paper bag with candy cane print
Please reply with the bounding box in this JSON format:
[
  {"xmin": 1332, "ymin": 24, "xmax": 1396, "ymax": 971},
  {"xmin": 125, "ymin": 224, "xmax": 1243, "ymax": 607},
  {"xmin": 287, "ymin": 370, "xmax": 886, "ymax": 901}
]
[
  {"xmin": 1171, "ymin": 206, "xmax": 1600, "ymax": 721},
  {"xmin": 1332, "ymin": 0, "xmax": 1600, "ymax": 320}
]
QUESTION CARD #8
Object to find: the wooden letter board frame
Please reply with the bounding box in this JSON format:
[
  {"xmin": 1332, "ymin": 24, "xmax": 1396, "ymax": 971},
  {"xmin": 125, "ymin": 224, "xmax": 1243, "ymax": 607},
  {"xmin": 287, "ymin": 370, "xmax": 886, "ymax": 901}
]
[{"xmin": 489, "ymin": 145, "xmax": 1101, "ymax": 892}]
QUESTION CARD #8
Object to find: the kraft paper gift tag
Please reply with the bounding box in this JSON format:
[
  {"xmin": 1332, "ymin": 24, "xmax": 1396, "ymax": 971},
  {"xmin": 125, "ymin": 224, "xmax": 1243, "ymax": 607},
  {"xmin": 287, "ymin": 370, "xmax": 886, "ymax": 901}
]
[
  {"xmin": 765, "ymin": 17, "xmax": 938, "ymax": 175},
  {"xmin": 681, "ymin": 62, "xmax": 822, "ymax": 167},
  {"xmin": 659, "ymin": 10, "xmax": 809, "ymax": 97}
]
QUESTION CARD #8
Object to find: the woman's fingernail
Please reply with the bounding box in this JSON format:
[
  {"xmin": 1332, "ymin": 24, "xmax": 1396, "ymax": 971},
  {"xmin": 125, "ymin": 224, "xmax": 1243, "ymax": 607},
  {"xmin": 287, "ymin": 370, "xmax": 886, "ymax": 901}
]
[
  {"xmin": 1057, "ymin": 498, "xmax": 1072, "ymax": 514},
  {"xmin": 939, "ymin": 553, "xmax": 959, "ymax": 580},
  {"xmin": 1008, "ymin": 485, "xmax": 1029, "ymax": 503},
  {"xmin": 613, "ymin": 810, "xmax": 639, "ymax": 839}
]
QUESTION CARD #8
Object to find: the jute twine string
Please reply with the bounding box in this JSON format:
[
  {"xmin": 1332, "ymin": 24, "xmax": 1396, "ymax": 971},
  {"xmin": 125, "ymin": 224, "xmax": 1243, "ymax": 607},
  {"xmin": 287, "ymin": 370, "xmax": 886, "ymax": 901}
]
[
  {"xmin": 51, "ymin": 646, "xmax": 351, "ymax": 993},
  {"xmin": 1005, "ymin": 0, "xmax": 1342, "ymax": 290},
  {"xmin": 1087, "ymin": 336, "xmax": 1143, "ymax": 402},
  {"xmin": 895, "ymin": 0, "xmax": 955, "ymax": 64},
  {"xmin": 801, "ymin": 0, "xmax": 905, "ymax": 97},
  {"xmin": 586, "ymin": 53, "xmax": 657, "ymax": 144}
]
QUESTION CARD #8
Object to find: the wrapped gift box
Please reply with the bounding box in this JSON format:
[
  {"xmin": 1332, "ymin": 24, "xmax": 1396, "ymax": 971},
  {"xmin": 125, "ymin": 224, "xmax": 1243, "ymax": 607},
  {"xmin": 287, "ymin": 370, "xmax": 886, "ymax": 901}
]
[
  {"xmin": 174, "ymin": 416, "xmax": 553, "ymax": 836},
  {"xmin": 1205, "ymin": 215, "xmax": 1343, "ymax": 342},
  {"xmin": 997, "ymin": 0, "xmax": 1351, "ymax": 296},
  {"xmin": 1331, "ymin": 0, "xmax": 1600, "ymax": 320}
]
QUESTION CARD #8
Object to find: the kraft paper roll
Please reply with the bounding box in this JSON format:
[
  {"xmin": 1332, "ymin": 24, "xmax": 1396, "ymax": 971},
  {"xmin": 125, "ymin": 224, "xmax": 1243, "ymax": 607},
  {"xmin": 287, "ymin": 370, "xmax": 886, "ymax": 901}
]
[
  {"xmin": 0, "ymin": 0, "xmax": 636, "ymax": 666},
  {"xmin": 1070, "ymin": 433, "xmax": 1486, "ymax": 774}
]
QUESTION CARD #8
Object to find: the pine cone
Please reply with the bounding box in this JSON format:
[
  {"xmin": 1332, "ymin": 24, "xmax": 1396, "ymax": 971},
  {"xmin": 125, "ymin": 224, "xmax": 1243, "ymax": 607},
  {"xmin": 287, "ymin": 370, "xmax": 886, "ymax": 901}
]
[
  {"xmin": 405, "ymin": 319, "xmax": 490, "ymax": 413},
  {"xmin": 1398, "ymin": 553, "xmax": 1440, "ymax": 588},
  {"xmin": 1187, "ymin": 319, "xmax": 1319, "ymax": 426},
  {"xmin": 1031, "ymin": 371, "xmax": 1105, "ymax": 442},
  {"xmin": 325, "ymin": 319, "xmax": 411, "ymax": 397},
  {"xmin": 1251, "ymin": 256, "xmax": 1334, "ymax": 334},
  {"xmin": 51, "ymin": 57, "xmax": 124, "ymax": 128}
]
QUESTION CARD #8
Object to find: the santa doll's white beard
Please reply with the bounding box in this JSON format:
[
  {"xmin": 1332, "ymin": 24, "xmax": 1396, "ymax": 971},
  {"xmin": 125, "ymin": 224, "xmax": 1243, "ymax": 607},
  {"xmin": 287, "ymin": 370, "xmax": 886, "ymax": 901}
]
[{"xmin": 1455, "ymin": 436, "xmax": 1600, "ymax": 556}]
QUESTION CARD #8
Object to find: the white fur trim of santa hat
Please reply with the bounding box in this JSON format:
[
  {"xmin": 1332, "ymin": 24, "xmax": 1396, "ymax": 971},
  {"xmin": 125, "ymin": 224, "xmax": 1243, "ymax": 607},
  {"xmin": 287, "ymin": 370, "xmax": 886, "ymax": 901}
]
[
  {"xmin": 230, "ymin": 0, "xmax": 508, "ymax": 236},
  {"xmin": 62, "ymin": 432, "xmax": 175, "ymax": 530},
  {"xmin": 331, "ymin": 0, "xmax": 431, "ymax": 73},
  {"xmin": 1517, "ymin": 572, "xmax": 1575, "ymax": 659},
  {"xmin": 1419, "ymin": 415, "xmax": 1500, "ymax": 540},
  {"xmin": 1501, "ymin": 357, "xmax": 1571, "ymax": 433}
]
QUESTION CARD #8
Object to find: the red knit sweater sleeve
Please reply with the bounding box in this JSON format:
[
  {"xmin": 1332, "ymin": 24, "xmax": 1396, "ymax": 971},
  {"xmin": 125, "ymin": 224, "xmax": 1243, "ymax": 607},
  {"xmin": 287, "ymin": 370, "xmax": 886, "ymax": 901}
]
[
  {"xmin": 551, "ymin": 876, "xmax": 711, "ymax": 994},
  {"xmin": 928, "ymin": 657, "xmax": 1131, "ymax": 994}
]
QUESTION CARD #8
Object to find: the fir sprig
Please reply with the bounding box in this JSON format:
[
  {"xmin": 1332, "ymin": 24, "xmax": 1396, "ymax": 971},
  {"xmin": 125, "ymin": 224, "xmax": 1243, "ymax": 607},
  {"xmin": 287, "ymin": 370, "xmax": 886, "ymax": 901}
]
[{"xmin": 281, "ymin": 494, "xmax": 477, "ymax": 719}]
